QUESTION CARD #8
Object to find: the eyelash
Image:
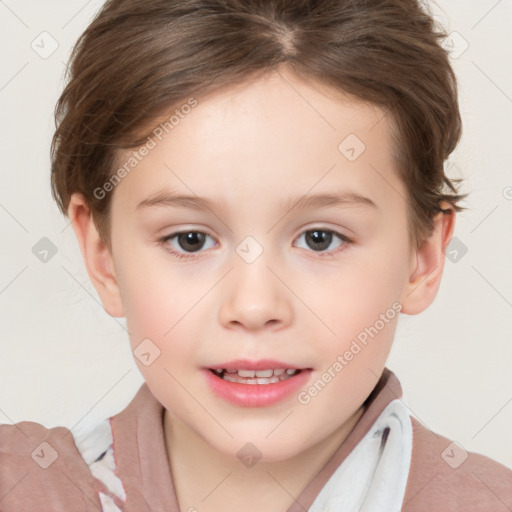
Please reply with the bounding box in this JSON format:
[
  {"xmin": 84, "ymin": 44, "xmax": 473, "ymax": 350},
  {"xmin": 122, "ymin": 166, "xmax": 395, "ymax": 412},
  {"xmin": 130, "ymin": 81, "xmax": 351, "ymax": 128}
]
[{"xmin": 158, "ymin": 228, "xmax": 353, "ymax": 261}]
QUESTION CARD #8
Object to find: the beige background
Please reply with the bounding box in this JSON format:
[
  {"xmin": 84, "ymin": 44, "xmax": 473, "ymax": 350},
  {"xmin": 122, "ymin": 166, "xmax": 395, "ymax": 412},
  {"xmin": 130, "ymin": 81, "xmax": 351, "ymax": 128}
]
[{"xmin": 1, "ymin": 0, "xmax": 511, "ymax": 468}]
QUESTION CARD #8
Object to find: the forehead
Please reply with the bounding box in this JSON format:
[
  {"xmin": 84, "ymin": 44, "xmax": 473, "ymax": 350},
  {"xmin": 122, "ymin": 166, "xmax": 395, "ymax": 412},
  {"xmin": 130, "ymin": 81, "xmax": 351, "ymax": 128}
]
[
  {"xmin": 182, "ymin": 71, "xmax": 389, "ymax": 161},
  {"xmin": 111, "ymin": 70, "xmax": 404, "ymax": 217}
]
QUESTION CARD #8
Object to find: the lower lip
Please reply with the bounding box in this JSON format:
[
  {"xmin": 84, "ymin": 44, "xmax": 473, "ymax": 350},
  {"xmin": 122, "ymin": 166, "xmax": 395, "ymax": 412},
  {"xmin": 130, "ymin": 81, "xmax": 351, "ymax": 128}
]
[{"xmin": 203, "ymin": 368, "xmax": 312, "ymax": 407}]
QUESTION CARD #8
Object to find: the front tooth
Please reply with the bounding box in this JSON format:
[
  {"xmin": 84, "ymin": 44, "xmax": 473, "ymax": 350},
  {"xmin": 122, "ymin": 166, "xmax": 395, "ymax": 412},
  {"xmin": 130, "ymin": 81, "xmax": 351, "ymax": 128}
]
[
  {"xmin": 257, "ymin": 377, "xmax": 279, "ymax": 384},
  {"xmin": 255, "ymin": 369, "xmax": 273, "ymax": 378},
  {"xmin": 238, "ymin": 369, "xmax": 255, "ymax": 377}
]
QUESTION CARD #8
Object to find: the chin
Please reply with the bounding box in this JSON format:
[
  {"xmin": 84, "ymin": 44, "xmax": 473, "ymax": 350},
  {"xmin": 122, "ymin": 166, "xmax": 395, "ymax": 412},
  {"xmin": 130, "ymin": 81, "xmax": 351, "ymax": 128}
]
[{"xmin": 211, "ymin": 432, "xmax": 309, "ymax": 465}]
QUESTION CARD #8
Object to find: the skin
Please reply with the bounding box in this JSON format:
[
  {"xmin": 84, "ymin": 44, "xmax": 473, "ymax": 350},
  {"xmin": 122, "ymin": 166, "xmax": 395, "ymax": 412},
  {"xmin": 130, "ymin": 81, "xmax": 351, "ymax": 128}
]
[{"xmin": 68, "ymin": 68, "xmax": 455, "ymax": 511}]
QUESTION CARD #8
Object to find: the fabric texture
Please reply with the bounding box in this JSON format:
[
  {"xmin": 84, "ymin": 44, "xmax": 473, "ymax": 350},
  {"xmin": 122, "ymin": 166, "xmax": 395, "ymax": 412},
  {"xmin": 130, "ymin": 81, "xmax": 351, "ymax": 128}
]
[
  {"xmin": 1, "ymin": 368, "xmax": 512, "ymax": 511},
  {"xmin": 308, "ymin": 399, "xmax": 413, "ymax": 512}
]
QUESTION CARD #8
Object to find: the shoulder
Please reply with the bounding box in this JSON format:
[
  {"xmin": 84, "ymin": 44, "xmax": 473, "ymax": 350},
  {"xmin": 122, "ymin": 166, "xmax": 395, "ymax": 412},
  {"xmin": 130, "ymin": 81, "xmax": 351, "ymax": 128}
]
[
  {"xmin": 0, "ymin": 419, "xmax": 117, "ymax": 511},
  {"xmin": 402, "ymin": 416, "xmax": 512, "ymax": 511}
]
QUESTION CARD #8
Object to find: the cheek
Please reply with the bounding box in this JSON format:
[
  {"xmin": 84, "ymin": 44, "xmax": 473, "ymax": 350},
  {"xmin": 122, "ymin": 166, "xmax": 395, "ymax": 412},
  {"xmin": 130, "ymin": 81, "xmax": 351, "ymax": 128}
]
[
  {"xmin": 304, "ymin": 243, "xmax": 406, "ymax": 368},
  {"xmin": 318, "ymin": 256, "xmax": 405, "ymax": 330},
  {"xmin": 114, "ymin": 250, "xmax": 197, "ymax": 353},
  {"xmin": 119, "ymin": 267, "xmax": 204, "ymax": 401}
]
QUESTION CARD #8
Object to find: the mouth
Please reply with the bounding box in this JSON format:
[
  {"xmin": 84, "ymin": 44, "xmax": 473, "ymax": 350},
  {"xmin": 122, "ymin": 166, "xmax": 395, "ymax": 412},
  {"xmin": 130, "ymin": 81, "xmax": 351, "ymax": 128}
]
[
  {"xmin": 203, "ymin": 359, "xmax": 313, "ymax": 407},
  {"xmin": 207, "ymin": 367, "xmax": 304, "ymax": 385}
]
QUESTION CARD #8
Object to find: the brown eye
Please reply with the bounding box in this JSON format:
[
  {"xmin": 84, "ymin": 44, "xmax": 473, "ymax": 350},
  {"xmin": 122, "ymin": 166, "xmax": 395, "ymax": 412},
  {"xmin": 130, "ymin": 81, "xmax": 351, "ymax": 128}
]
[
  {"xmin": 160, "ymin": 231, "xmax": 216, "ymax": 260},
  {"xmin": 295, "ymin": 228, "xmax": 351, "ymax": 256},
  {"xmin": 175, "ymin": 232, "xmax": 206, "ymax": 252},
  {"xmin": 305, "ymin": 230, "xmax": 333, "ymax": 251}
]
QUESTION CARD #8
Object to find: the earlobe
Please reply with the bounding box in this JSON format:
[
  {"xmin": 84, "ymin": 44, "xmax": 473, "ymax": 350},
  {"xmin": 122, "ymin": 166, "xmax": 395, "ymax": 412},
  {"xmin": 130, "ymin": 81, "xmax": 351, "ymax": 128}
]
[
  {"xmin": 67, "ymin": 193, "xmax": 125, "ymax": 318},
  {"xmin": 400, "ymin": 202, "xmax": 456, "ymax": 315}
]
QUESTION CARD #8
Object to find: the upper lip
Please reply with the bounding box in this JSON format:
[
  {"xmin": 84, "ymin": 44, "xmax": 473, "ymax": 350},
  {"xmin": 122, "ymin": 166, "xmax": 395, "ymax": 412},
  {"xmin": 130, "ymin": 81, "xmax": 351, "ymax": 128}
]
[{"xmin": 206, "ymin": 359, "xmax": 310, "ymax": 370}]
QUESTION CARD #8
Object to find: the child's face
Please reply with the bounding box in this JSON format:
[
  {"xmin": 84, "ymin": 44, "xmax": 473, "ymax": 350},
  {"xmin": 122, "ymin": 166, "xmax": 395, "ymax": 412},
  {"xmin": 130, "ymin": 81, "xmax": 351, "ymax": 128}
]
[{"xmin": 107, "ymin": 70, "xmax": 417, "ymax": 460}]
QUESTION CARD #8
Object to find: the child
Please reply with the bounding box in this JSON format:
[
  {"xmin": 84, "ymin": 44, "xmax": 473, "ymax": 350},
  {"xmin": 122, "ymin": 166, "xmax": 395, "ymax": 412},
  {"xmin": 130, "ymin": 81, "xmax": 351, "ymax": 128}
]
[{"xmin": 1, "ymin": 0, "xmax": 511, "ymax": 510}]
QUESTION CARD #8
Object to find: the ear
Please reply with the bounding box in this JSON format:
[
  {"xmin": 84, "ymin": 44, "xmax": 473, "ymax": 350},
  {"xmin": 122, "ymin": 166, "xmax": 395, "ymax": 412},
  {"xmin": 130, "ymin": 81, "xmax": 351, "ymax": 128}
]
[
  {"xmin": 400, "ymin": 201, "xmax": 456, "ymax": 315},
  {"xmin": 67, "ymin": 193, "xmax": 124, "ymax": 318}
]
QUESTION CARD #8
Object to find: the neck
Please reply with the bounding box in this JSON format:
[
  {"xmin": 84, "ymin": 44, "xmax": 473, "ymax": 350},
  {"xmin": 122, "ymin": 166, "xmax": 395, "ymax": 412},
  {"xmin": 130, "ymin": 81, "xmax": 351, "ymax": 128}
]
[{"xmin": 164, "ymin": 405, "xmax": 365, "ymax": 512}]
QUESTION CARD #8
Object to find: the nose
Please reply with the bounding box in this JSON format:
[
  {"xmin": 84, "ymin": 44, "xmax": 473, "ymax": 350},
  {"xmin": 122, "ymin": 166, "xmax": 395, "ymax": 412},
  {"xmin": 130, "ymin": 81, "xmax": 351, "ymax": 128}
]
[{"xmin": 218, "ymin": 252, "xmax": 293, "ymax": 332}]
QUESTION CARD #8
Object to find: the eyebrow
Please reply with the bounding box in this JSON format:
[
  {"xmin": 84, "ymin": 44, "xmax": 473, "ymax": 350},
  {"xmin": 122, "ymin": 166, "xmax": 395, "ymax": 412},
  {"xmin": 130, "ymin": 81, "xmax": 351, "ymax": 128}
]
[{"xmin": 135, "ymin": 189, "xmax": 377, "ymax": 213}]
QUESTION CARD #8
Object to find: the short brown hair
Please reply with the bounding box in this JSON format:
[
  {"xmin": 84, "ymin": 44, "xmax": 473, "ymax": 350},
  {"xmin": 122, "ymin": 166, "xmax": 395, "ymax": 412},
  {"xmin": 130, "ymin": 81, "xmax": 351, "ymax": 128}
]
[{"xmin": 51, "ymin": 0, "xmax": 467, "ymax": 251}]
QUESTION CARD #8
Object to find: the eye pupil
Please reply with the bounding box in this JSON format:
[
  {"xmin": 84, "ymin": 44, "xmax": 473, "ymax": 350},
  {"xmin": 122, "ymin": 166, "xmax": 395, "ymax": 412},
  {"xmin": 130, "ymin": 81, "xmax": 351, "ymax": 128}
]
[
  {"xmin": 179, "ymin": 232, "xmax": 205, "ymax": 252},
  {"xmin": 307, "ymin": 230, "xmax": 332, "ymax": 251}
]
